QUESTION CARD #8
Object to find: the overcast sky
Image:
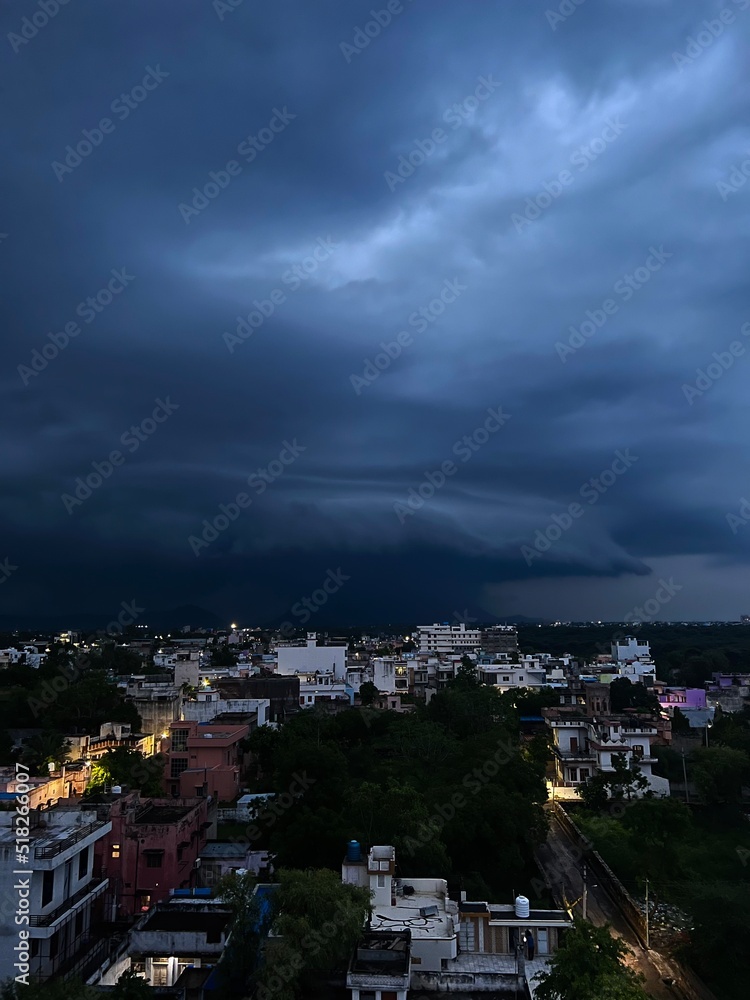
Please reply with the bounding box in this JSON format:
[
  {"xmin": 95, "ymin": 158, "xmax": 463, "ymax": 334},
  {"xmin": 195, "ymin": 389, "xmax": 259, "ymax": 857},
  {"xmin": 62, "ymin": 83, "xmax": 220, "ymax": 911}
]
[{"xmin": 2, "ymin": 0, "xmax": 750, "ymax": 626}]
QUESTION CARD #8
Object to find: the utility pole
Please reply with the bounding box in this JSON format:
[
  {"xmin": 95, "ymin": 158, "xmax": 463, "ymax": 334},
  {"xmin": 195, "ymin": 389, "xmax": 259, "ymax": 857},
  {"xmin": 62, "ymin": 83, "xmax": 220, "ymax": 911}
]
[{"xmin": 645, "ymin": 878, "xmax": 649, "ymax": 950}]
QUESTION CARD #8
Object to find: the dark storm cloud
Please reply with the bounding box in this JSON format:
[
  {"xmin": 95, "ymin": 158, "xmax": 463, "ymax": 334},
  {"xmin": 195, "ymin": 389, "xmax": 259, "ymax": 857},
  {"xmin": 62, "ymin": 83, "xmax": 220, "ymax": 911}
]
[{"xmin": 2, "ymin": 0, "xmax": 750, "ymax": 621}]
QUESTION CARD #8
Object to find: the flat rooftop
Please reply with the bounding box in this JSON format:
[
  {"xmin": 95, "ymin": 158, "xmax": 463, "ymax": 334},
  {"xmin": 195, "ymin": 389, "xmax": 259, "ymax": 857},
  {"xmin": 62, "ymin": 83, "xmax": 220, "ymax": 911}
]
[
  {"xmin": 139, "ymin": 907, "xmax": 231, "ymax": 936},
  {"xmin": 369, "ymin": 892, "xmax": 455, "ymax": 940},
  {"xmin": 351, "ymin": 931, "xmax": 410, "ymax": 976},
  {"xmin": 133, "ymin": 805, "xmax": 193, "ymax": 825}
]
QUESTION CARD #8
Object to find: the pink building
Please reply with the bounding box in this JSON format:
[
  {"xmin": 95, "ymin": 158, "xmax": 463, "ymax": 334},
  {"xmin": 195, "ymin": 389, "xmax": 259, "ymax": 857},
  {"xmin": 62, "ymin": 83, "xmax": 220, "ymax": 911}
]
[
  {"xmin": 92, "ymin": 791, "xmax": 209, "ymax": 917},
  {"xmin": 163, "ymin": 720, "xmax": 249, "ymax": 802}
]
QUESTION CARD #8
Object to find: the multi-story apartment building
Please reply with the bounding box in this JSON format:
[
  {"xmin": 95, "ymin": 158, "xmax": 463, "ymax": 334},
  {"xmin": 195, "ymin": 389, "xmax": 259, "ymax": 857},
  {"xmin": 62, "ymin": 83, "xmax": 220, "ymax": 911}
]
[
  {"xmin": 83, "ymin": 790, "xmax": 210, "ymax": 917},
  {"xmin": 415, "ymin": 624, "xmax": 482, "ymax": 655},
  {"xmin": 163, "ymin": 720, "xmax": 249, "ymax": 801},
  {"xmin": 480, "ymin": 625, "xmax": 519, "ymax": 656},
  {"xmin": 123, "ymin": 677, "xmax": 181, "ymax": 738},
  {"xmin": 543, "ymin": 684, "xmax": 669, "ymax": 795},
  {"xmin": 0, "ymin": 807, "xmax": 111, "ymax": 981}
]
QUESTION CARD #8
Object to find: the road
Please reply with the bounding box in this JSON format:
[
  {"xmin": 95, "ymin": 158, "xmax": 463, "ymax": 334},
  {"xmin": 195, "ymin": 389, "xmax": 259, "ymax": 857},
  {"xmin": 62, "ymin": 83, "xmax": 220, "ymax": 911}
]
[{"xmin": 535, "ymin": 808, "xmax": 703, "ymax": 1000}]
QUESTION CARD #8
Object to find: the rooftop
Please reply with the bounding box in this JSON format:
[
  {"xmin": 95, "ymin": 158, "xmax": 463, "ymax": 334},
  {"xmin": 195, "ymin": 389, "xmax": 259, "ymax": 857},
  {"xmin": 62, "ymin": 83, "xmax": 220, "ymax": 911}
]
[
  {"xmin": 133, "ymin": 804, "xmax": 194, "ymax": 825},
  {"xmin": 351, "ymin": 931, "xmax": 410, "ymax": 976},
  {"xmin": 369, "ymin": 888, "xmax": 455, "ymax": 940}
]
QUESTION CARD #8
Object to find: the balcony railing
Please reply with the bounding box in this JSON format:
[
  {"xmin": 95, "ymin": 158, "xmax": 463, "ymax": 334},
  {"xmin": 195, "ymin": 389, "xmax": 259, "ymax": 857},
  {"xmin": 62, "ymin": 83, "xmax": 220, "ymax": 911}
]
[
  {"xmin": 29, "ymin": 877, "xmax": 107, "ymax": 926},
  {"xmin": 34, "ymin": 822, "xmax": 107, "ymax": 859}
]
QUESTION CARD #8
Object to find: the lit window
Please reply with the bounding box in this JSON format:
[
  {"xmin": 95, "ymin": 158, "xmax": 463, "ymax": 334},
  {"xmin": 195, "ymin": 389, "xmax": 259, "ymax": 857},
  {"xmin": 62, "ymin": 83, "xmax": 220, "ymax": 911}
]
[{"xmin": 111, "ymin": 844, "xmax": 120, "ymax": 859}]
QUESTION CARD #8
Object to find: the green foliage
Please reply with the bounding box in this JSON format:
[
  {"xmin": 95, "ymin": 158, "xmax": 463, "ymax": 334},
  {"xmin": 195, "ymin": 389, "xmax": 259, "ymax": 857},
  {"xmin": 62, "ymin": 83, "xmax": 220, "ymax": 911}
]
[
  {"xmin": 262, "ymin": 867, "xmax": 372, "ymax": 996},
  {"xmin": 85, "ymin": 747, "xmax": 165, "ymax": 796},
  {"xmin": 215, "ymin": 870, "xmax": 264, "ymax": 997},
  {"xmin": 110, "ymin": 970, "xmax": 152, "ymax": 999},
  {"xmin": 690, "ymin": 745, "xmax": 750, "ymax": 806},
  {"xmin": 608, "ymin": 679, "xmax": 659, "ymax": 713},
  {"xmin": 358, "ymin": 681, "xmax": 379, "ymax": 705},
  {"xmin": 252, "ymin": 695, "xmax": 547, "ymax": 898},
  {"xmin": 534, "ymin": 920, "xmax": 649, "ymax": 1000},
  {"xmin": 579, "ymin": 754, "xmax": 649, "ymax": 809},
  {"xmin": 19, "ymin": 731, "xmax": 72, "ymax": 775}
]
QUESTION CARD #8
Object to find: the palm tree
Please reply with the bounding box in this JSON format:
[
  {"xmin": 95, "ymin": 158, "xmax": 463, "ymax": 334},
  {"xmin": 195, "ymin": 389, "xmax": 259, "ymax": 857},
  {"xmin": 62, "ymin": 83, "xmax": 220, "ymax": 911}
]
[{"xmin": 21, "ymin": 732, "xmax": 72, "ymax": 774}]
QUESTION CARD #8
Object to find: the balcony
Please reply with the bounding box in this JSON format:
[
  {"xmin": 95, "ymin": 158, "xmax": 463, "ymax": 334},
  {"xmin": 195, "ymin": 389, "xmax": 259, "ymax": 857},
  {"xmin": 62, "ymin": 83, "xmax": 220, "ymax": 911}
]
[
  {"xmin": 33, "ymin": 822, "xmax": 109, "ymax": 860},
  {"xmin": 29, "ymin": 877, "xmax": 108, "ymax": 928},
  {"xmin": 555, "ymin": 748, "xmax": 595, "ymax": 761}
]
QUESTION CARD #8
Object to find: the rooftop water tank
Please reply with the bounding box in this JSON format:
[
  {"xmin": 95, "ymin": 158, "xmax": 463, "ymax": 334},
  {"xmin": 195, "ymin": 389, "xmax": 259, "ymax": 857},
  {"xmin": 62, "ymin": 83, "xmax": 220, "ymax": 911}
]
[
  {"xmin": 515, "ymin": 895, "xmax": 530, "ymax": 919},
  {"xmin": 347, "ymin": 840, "xmax": 362, "ymax": 862}
]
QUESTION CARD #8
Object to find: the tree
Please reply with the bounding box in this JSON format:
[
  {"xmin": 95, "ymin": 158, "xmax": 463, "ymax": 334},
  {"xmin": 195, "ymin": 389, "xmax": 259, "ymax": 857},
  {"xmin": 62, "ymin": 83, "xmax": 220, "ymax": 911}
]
[
  {"xmin": 358, "ymin": 681, "xmax": 379, "ymax": 706},
  {"xmin": 533, "ymin": 920, "xmax": 649, "ymax": 1000},
  {"xmin": 691, "ymin": 746, "xmax": 750, "ymax": 806},
  {"xmin": 20, "ymin": 732, "xmax": 72, "ymax": 775},
  {"xmin": 110, "ymin": 970, "xmax": 152, "ymax": 1000},
  {"xmin": 215, "ymin": 870, "xmax": 265, "ymax": 998},
  {"xmin": 85, "ymin": 748, "xmax": 165, "ymax": 796},
  {"xmin": 261, "ymin": 867, "xmax": 372, "ymax": 997},
  {"xmin": 609, "ymin": 679, "xmax": 659, "ymax": 714}
]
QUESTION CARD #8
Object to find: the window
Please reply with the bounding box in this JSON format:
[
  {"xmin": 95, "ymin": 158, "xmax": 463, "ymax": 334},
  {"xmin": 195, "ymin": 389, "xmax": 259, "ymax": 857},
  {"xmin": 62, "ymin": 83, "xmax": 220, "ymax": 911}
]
[
  {"xmin": 145, "ymin": 852, "xmax": 163, "ymax": 868},
  {"xmin": 42, "ymin": 870, "xmax": 54, "ymax": 907},
  {"xmin": 78, "ymin": 846, "xmax": 89, "ymax": 879},
  {"xmin": 632, "ymin": 745, "xmax": 644, "ymax": 758},
  {"xmin": 377, "ymin": 874, "xmax": 386, "ymax": 887},
  {"xmin": 170, "ymin": 756, "xmax": 189, "ymax": 779},
  {"xmin": 171, "ymin": 729, "xmax": 189, "ymax": 751},
  {"xmin": 111, "ymin": 843, "xmax": 120, "ymax": 859}
]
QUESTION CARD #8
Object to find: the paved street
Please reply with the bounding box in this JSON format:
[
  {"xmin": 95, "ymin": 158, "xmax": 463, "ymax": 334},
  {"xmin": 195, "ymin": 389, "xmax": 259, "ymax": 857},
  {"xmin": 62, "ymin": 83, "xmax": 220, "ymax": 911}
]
[{"xmin": 536, "ymin": 808, "xmax": 700, "ymax": 1000}]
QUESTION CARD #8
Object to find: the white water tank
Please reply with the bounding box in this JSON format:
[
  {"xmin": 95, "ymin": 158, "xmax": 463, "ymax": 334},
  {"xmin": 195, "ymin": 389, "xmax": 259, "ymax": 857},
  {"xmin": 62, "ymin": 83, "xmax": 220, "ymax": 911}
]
[{"xmin": 515, "ymin": 895, "xmax": 530, "ymax": 918}]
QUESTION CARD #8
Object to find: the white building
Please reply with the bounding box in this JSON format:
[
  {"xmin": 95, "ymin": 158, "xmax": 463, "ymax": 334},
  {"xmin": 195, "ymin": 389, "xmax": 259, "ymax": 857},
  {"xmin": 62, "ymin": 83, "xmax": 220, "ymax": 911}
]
[
  {"xmin": 342, "ymin": 844, "xmax": 458, "ymax": 973},
  {"xmin": 298, "ymin": 670, "xmax": 353, "ymax": 708},
  {"xmin": 371, "ymin": 658, "xmax": 410, "ymax": 695},
  {"xmin": 0, "ymin": 808, "xmax": 112, "ymax": 981},
  {"xmin": 612, "ymin": 637, "xmax": 652, "ymax": 663},
  {"xmin": 276, "ymin": 633, "xmax": 347, "ymax": 681},
  {"xmin": 181, "ymin": 689, "xmax": 270, "ymax": 727},
  {"xmin": 415, "ymin": 624, "xmax": 482, "ymax": 655},
  {"xmin": 545, "ymin": 685, "xmax": 669, "ymax": 795}
]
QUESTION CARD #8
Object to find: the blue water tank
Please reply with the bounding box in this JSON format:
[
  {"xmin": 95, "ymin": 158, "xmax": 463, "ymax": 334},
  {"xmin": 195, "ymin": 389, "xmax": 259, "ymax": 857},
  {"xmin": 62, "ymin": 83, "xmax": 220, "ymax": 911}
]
[{"xmin": 347, "ymin": 840, "xmax": 362, "ymax": 862}]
